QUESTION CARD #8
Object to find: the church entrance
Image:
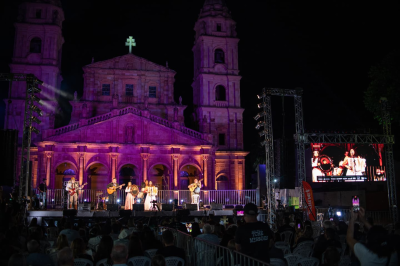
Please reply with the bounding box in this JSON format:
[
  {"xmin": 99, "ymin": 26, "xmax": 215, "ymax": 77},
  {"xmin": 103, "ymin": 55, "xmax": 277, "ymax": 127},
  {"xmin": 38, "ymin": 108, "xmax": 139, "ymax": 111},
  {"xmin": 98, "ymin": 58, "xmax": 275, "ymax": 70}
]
[
  {"xmin": 179, "ymin": 165, "xmax": 201, "ymax": 190},
  {"xmin": 55, "ymin": 162, "xmax": 77, "ymax": 189},
  {"xmin": 87, "ymin": 163, "xmax": 108, "ymax": 190},
  {"xmin": 148, "ymin": 164, "xmax": 170, "ymax": 189},
  {"xmin": 119, "ymin": 164, "xmax": 138, "ymax": 186}
]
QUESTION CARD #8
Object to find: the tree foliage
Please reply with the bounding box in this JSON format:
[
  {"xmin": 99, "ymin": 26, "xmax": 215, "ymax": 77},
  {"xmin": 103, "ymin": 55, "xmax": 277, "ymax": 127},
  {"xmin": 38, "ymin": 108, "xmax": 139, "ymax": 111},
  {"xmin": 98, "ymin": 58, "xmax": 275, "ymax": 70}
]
[{"xmin": 364, "ymin": 50, "xmax": 400, "ymax": 125}]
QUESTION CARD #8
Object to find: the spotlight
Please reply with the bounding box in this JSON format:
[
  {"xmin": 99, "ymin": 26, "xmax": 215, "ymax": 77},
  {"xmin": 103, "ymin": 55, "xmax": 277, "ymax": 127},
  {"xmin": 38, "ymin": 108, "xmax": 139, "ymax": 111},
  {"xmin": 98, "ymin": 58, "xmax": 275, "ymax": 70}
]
[
  {"xmin": 84, "ymin": 199, "xmax": 87, "ymax": 202},
  {"xmin": 31, "ymin": 116, "xmax": 41, "ymax": 124},
  {"xmin": 27, "ymin": 84, "xmax": 41, "ymax": 94},
  {"xmin": 29, "ymin": 105, "xmax": 43, "ymax": 116},
  {"xmin": 253, "ymin": 112, "xmax": 266, "ymax": 121},
  {"xmin": 336, "ymin": 211, "xmax": 342, "ymax": 217},
  {"xmin": 257, "ymin": 103, "xmax": 266, "ymax": 109},
  {"xmin": 255, "ymin": 121, "xmax": 265, "ymax": 130},
  {"xmin": 30, "ymin": 126, "xmax": 40, "ymax": 135},
  {"xmin": 274, "ymin": 179, "xmax": 277, "ymax": 183},
  {"xmin": 106, "ymin": 199, "xmax": 109, "ymax": 202},
  {"xmin": 169, "ymin": 199, "xmax": 172, "ymax": 203},
  {"xmin": 31, "ymin": 95, "xmax": 42, "ymax": 105},
  {"xmin": 35, "ymin": 78, "xmax": 44, "ymax": 85},
  {"xmin": 117, "ymin": 199, "xmax": 120, "ymax": 203},
  {"xmin": 259, "ymin": 130, "xmax": 267, "ymax": 137},
  {"xmin": 257, "ymin": 93, "xmax": 266, "ymax": 99}
]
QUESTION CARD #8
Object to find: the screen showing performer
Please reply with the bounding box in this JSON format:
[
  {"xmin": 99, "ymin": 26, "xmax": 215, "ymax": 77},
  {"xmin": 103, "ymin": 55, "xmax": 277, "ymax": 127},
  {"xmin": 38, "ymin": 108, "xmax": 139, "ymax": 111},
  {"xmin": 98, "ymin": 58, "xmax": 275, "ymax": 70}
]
[{"xmin": 309, "ymin": 143, "xmax": 386, "ymax": 182}]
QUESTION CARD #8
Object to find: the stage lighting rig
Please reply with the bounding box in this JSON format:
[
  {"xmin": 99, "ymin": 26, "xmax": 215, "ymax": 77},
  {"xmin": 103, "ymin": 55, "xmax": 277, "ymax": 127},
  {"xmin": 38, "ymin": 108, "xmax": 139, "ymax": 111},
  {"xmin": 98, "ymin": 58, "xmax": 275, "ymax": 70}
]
[
  {"xmin": 31, "ymin": 94, "xmax": 42, "ymax": 105},
  {"xmin": 255, "ymin": 121, "xmax": 266, "ymax": 130},
  {"xmin": 257, "ymin": 102, "xmax": 266, "ymax": 109},
  {"xmin": 259, "ymin": 130, "xmax": 267, "ymax": 137},
  {"xmin": 254, "ymin": 111, "xmax": 266, "ymax": 121},
  {"xmin": 30, "ymin": 116, "xmax": 41, "ymax": 124}
]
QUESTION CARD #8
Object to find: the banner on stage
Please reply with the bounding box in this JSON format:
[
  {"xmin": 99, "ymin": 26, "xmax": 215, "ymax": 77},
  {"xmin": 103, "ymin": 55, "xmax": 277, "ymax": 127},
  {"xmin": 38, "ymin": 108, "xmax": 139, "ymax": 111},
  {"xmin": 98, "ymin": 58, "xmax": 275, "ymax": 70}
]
[{"xmin": 302, "ymin": 181, "xmax": 316, "ymax": 221}]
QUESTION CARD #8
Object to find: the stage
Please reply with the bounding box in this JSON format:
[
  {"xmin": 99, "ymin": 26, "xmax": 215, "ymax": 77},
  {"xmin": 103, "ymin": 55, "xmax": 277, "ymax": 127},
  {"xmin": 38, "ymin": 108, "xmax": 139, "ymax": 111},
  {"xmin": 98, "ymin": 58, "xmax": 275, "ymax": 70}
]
[{"xmin": 26, "ymin": 209, "xmax": 237, "ymax": 220}]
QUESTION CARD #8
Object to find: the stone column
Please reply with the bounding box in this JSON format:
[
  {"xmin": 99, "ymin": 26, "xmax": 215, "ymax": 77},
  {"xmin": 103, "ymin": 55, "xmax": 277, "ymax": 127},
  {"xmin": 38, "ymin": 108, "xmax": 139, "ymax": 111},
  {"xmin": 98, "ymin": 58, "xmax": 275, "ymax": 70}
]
[
  {"xmin": 111, "ymin": 154, "xmax": 118, "ymax": 182},
  {"xmin": 78, "ymin": 153, "xmax": 85, "ymax": 186},
  {"xmin": 32, "ymin": 157, "xmax": 38, "ymax": 189},
  {"xmin": 172, "ymin": 155, "xmax": 179, "ymax": 189},
  {"xmin": 45, "ymin": 152, "xmax": 53, "ymax": 187},
  {"xmin": 141, "ymin": 153, "xmax": 149, "ymax": 182},
  {"xmin": 202, "ymin": 155, "xmax": 209, "ymax": 188}
]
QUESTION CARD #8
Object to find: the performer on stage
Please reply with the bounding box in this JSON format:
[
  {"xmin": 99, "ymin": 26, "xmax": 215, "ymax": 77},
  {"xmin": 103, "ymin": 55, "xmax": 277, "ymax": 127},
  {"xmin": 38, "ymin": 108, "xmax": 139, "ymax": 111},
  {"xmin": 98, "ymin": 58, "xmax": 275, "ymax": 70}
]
[
  {"xmin": 145, "ymin": 181, "xmax": 157, "ymax": 210},
  {"xmin": 188, "ymin": 179, "xmax": 202, "ymax": 209},
  {"xmin": 38, "ymin": 178, "xmax": 47, "ymax": 209},
  {"xmin": 66, "ymin": 177, "xmax": 86, "ymax": 210},
  {"xmin": 345, "ymin": 149, "xmax": 357, "ymax": 176},
  {"xmin": 124, "ymin": 182, "xmax": 135, "ymax": 210},
  {"xmin": 107, "ymin": 178, "xmax": 124, "ymax": 204},
  {"xmin": 311, "ymin": 150, "xmax": 323, "ymax": 182}
]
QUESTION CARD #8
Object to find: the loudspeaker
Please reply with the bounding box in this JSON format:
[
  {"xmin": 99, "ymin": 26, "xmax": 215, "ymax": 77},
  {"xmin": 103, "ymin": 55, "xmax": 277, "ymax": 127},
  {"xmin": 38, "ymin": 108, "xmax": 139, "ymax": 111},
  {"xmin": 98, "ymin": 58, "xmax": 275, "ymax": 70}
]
[
  {"xmin": 132, "ymin": 204, "xmax": 144, "ymax": 211},
  {"xmin": 162, "ymin": 204, "xmax": 174, "ymax": 211},
  {"xmin": 210, "ymin": 203, "xmax": 223, "ymax": 210},
  {"xmin": 63, "ymin": 209, "xmax": 77, "ymax": 217},
  {"xmin": 0, "ymin": 130, "xmax": 18, "ymax": 186},
  {"xmin": 176, "ymin": 209, "xmax": 190, "ymax": 217},
  {"xmin": 106, "ymin": 204, "xmax": 119, "ymax": 211},
  {"xmin": 185, "ymin": 204, "xmax": 198, "ymax": 211},
  {"xmin": 78, "ymin": 202, "xmax": 91, "ymax": 211}
]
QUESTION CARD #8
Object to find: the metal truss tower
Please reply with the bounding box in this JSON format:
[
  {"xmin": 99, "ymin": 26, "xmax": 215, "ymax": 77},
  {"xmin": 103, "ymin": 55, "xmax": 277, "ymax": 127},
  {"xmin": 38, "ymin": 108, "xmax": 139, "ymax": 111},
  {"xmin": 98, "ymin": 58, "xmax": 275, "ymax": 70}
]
[{"xmin": 0, "ymin": 73, "xmax": 43, "ymax": 200}]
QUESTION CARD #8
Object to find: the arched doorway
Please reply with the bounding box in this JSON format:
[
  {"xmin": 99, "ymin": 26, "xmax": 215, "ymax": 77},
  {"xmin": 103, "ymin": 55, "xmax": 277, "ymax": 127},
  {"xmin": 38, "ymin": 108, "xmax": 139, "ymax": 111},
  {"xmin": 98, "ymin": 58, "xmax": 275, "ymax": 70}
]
[
  {"xmin": 216, "ymin": 175, "xmax": 229, "ymax": 190},
  {"xmin": 87, "ymin": 163, "xmax": 108, "ymax": 190},
  {"xmin": 180, "ymin": 165, "xmax": 201, "ymax": 190},
  {"xmin": 55, "ymin": 162, "xmax": 77, "ymax": 189},
  {"xmin": 119, "ymin": 164, "xmax": 139, "ymax": 185},
  {"xmin": 148, "ymin": 164, "xmax": 170, "ymax": 189}
]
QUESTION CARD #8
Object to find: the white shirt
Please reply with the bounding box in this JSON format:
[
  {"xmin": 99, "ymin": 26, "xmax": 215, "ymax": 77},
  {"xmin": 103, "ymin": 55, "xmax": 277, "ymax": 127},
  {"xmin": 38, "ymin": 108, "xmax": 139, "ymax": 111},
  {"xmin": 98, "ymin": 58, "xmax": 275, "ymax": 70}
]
[{"xmin": 354, "ymin": 242, "xmax": 398, "ymax": 266}]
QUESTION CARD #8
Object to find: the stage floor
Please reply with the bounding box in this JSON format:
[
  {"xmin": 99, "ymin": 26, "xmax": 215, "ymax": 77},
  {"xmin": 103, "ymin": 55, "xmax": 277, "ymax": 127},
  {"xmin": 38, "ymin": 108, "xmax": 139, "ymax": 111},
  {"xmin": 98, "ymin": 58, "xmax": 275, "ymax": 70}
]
[{"xmin": 26, "ymin": 209, "xmax": 235, "ymax": 219}]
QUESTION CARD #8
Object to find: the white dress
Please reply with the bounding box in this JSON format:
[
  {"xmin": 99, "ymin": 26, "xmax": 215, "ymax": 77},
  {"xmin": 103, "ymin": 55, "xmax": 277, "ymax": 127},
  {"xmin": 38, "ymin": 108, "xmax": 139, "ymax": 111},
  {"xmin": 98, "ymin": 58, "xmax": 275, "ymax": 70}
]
[
  {"xmin": 311, "ymin": 158, "xmax": 322, "ymax": 182},
  {"xmin": 144, "ymin": 186, "xmax": 157, "ymax": 210}
]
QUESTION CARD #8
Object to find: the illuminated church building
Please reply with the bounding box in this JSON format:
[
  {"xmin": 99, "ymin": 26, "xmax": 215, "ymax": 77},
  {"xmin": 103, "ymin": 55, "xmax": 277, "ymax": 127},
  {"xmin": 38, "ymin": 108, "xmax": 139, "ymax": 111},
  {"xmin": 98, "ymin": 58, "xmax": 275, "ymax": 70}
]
[{"xmin": 6, "ymin": 0, "xmax": 248, "ymax": 191}]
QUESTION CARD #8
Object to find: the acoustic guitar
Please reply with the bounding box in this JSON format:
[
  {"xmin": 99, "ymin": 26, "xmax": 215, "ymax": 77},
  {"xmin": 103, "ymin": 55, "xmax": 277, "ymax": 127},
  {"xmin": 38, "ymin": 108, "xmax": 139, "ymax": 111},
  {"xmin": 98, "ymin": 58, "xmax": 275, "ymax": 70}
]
[
  {"xmin": 189, "ymin": 179, "xmax": 203, "ymax": 192},
  {"xmin": 68, "ymin": 182, "xmax": 88, "ymax": 196},
  {"xmin": 107, "ymin": 184, "xmax": 126, "ymax": 195}
]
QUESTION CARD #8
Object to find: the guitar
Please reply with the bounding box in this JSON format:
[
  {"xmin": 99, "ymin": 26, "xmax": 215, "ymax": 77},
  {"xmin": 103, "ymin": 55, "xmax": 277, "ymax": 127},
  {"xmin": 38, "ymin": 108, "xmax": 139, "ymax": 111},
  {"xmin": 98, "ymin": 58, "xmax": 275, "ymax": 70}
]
[
  {"xmin": 189, "ymin": 179, "xmax": 203, "ymax": 192},
  {"xmin": 68, "ymin": 183, "xmax": 88, "ymax": 196},
  {"xmin": 107, "ymin": 184, "xmax": 126, "ymax": 195}
]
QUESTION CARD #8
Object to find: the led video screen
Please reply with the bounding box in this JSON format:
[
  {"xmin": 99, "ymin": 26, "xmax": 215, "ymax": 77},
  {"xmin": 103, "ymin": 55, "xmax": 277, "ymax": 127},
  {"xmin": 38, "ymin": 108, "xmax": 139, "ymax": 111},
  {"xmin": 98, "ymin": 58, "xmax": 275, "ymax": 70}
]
[{"xmin": 310, "ymin": 143, "xmax": 386, "ymax": 182}]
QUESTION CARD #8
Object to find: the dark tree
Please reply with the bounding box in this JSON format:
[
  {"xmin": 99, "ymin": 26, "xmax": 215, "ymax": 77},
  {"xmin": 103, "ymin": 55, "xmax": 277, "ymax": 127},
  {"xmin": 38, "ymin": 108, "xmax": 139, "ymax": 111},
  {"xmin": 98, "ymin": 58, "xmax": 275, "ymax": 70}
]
[{"xmin": 364, "ymin": 50, "xmax": 400, "ymax": 125}]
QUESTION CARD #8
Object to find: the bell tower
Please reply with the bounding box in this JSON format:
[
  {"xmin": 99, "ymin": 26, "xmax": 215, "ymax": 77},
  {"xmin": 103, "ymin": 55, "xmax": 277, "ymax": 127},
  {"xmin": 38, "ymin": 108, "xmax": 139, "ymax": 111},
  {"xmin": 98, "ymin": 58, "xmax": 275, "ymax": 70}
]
[
  {"xmin": 192, "ymin": 0, "xmax": 244, "ymax": 150},
  {"xmin": 6, "ymin": 0, "xmax": 64, "ymax": 141}
]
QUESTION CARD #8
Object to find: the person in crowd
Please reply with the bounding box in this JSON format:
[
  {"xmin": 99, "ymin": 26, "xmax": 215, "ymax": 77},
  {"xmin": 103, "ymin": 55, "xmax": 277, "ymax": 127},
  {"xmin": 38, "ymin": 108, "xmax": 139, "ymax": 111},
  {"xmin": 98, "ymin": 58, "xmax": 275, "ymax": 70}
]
[
  {"xmin": 128, "ymin": 235, "xmax": 144, "ymax": 258},
  {"xmin": 191, "ymin": 222, "xmax": 201, "ymax": 238},
  {"xmin": 71, "ymin": 237, "xmax": 93, "ymax": 262},
  {"xmin": 151, "ymin": 254, "xmax": 166, "ymax": 266},
  {"xmin": 213, "ymin": 223, "xmax": 225, "ymax": 240},
  {"xmin": 49, "ymin": 234, "xmax": 69, "ymax": 254},
  {"xmin": 30, "ymin": 230, "xmax": 51, "ymax": 253},
  {"xmin": 278, "ymin": 217, "xmax": 296, "ymax": 245},
  {"xmin": 235, "ymin": 203, "xmax": 274, "ymax": 263},
  {"xmin": 110, "ymin": 223, "xmax": 122, "ymax": 241},
  {"xmin": 26, "ymin": 239, "xmax": 53, "ymax": 266},
  {"xmin": 196, "ymin": 224, "xmax": 220, "ymax": 246},
  {"xmin": 114, "ymin": 229, "xmax": 130, "ymax": 247},
  {"xmin": 296, "ymin": 225, "xmax": 314, "ymax": 245},
  {"xmin": 57, "ymin": 247, "xmax": 74, "ymax": 266},
  {"xmin": 347, "ymin": 207, "xmax": 398, "ymax": 266},
  {"xmin": 322, "ymin": 246, "xmax": 341, "ymax": 266},
  {"xmin": 268, "ymin": 232, "xmax": 285, "ymax": 260},
  {"xmin": 220, "ymin": 225, "xmax": 237, "ymax": 247},
  {"xmin": 59, "ymin": 221, "xmax": 80, "ymax": 244},
  {"xmin": 142, "ymin": 227, "xmax": 163, "ymax": 250},
  {"xmin": 94, "ymin": 235, "xmax": 114, "ymax": 265},
  {"xmin": 314, "ymin": 228, "xmax": 342, "ymax": 260},
  {"xmin": 8, "ymin": 253, "xmax": 27, "ymax": 266},
  {"xmin": 199, "ymin": 217, "xmax": 208, "ymax": 229},
  {"xmin": 111, "ymin": 244, "xmax": 128, "ymax": 266},
  {"xmin": 156, "ymin": 229, "xmax": 185, "ymax": 262},
  {"xmin": 338, "ymin": 221, "xmax": 348, "ymax": 236},
  {"xmin": 88, "ymin": 227, "xmax": 102, "ymax": 251}
]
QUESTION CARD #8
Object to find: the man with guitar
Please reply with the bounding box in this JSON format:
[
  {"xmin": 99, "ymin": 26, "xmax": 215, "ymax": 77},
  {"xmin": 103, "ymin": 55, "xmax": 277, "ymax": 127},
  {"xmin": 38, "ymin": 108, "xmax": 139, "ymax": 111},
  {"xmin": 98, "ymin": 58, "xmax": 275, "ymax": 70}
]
[
  {"xmin": 188, "ymin": 178, "xmax": 202, "ymax": 209},
  {"xmin": 66, "ymin": 177, "xmax": 87, "ymax": 210},
  {"xmin": 38, "ymin": 178, "xmax": 47, "ymax": 210},
  {"xmin": 107, "ymin": 178, "xmax": 125, "ymax": 204}
]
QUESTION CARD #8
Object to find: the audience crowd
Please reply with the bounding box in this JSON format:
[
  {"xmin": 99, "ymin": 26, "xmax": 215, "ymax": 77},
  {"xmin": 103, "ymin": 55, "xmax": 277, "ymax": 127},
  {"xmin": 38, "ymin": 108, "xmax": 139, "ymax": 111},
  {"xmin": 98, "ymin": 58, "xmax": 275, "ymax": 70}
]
[{"xmin": 1, "ymin": 194, "xmax": 399, "ymax": 266}]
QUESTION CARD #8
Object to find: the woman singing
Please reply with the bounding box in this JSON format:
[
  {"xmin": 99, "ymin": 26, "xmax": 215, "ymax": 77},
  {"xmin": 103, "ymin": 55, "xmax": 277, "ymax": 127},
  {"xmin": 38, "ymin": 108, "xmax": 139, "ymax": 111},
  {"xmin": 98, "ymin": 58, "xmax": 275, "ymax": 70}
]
[
  {"xmin": 312, "ymin": 150, "xmax": 322, "ymax": 182},
  {"xmin": 145, "ymin": 181, "xmax": 157, "ymax": 211},
  {"xmin": 124, "ymin": 182, "xmax": 135, "ymax": 210}
]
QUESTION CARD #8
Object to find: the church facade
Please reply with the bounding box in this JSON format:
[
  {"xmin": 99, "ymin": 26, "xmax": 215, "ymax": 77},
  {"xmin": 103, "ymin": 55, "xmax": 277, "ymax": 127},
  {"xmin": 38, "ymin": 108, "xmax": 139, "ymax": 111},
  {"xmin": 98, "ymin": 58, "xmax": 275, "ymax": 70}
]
[{"xmin": 6, "ymin": 0, "xmax": 247, "ymax": 191}]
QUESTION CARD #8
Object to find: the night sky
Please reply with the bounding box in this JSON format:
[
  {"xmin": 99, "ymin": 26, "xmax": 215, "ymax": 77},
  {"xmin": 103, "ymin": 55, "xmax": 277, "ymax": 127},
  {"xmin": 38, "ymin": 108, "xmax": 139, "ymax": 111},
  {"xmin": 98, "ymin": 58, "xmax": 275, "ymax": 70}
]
[{"xmin": 1, "ymin": 0, "xmax": 400, "ymax": 182}]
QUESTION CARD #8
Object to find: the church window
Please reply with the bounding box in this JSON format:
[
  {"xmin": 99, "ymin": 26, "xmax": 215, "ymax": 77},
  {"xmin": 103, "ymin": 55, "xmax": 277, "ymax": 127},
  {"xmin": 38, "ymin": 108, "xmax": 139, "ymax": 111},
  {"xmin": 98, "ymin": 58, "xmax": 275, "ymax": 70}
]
[
  {"xmin": 217, "ymin": 23, "xmax": 222, "ymax": 32},
  {"xmin": 30, "ymin": 38, "xmax": 42, "ymax": 53},
  {"xmin": 149, "ymin": 86, "xmax": 157, "ymax": 98},
  {"xmin": 219, "ymin": 133, "xmax": 225, "ymax": 145},
  {"xmin": 215, "ymin": 85, "xmax": 226, "ymax": 101},
  {"xmin": 125, "ymin": 84, "xmax": 134, "ymax": 96},
  {"xmin": 215, "ymin": 49, "xmax": 225, "ymax": 63},
  {"xmin": 102, "ymin": 84, "xmax": 110, "ymax": 96},
  {"xmin": 36, "ymin": 9, "xmax": 42, "ymax": 19}
]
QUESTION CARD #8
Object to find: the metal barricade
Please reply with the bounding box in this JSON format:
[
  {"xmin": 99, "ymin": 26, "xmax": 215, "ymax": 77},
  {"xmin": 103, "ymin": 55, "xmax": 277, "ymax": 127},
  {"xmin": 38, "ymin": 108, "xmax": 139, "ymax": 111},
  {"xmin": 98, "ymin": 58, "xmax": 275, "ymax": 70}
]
[{"xmin": 168, "ymin": 227, "xmax": 269, "ymax": 266}]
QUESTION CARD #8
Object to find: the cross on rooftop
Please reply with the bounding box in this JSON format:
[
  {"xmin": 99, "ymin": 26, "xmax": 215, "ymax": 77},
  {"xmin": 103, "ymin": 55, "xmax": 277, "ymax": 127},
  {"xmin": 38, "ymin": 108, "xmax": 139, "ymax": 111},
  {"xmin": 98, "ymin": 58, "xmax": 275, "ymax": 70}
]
[{"xmin": 125, "ymin": 36, "xmax": 136, "ymax": 54}]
